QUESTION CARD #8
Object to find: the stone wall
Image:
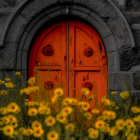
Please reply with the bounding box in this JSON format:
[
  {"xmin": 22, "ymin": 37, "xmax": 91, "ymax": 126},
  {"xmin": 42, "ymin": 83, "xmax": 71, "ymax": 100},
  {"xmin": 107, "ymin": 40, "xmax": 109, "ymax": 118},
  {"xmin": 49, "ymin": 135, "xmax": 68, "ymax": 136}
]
[{"xmin": 0, "ymin": 0, "xmax": 140, "ymax": 105}]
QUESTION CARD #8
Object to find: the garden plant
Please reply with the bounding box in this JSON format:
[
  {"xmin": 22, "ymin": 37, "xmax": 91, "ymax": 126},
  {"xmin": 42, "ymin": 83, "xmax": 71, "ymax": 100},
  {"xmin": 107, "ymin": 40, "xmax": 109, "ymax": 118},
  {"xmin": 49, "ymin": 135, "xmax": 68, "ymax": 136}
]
[{"xmin": 0, "ymin": 62, "xmax": 139, "ymax": 140}]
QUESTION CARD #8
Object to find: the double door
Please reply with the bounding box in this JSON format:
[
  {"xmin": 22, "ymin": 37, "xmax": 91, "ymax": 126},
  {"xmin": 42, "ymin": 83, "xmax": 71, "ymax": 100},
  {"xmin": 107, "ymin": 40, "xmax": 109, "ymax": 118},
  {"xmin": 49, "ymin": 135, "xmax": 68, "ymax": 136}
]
[{"xmin": 28, "ymin": 19, "xmax": 107, "ymax": 108}]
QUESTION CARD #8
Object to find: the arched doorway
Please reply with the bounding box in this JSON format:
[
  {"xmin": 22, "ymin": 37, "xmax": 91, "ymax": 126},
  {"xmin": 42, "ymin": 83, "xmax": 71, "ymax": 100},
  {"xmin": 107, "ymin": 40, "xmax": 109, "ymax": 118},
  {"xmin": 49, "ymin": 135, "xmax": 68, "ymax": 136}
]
[{"xmin": 28, "ymin": 18, "xmax": 107, "ymax": 109}]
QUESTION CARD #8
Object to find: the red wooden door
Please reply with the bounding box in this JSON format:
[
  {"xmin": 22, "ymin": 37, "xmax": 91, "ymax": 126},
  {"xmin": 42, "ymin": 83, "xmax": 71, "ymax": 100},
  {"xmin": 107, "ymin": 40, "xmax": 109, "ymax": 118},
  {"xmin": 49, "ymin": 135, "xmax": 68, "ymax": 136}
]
[{"xmin": 28, "ymin": 19, "xmax": 107, "ymax": 108}]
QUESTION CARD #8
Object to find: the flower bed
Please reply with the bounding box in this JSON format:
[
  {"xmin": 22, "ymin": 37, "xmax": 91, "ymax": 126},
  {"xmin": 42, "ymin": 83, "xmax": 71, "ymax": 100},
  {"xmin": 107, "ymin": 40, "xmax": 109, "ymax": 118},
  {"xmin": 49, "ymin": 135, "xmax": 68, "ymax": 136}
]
[{"xmin": 0, "ymin": 66, "xmax": 139, "ymax": 140}]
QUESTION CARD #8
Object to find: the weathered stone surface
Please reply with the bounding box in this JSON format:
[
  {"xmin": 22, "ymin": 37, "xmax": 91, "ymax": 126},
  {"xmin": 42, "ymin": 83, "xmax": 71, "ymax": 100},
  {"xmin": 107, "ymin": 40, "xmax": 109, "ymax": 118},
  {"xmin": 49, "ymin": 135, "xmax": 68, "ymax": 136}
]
[
  {"xmin": 59, "ymin": 0, "xmax": 73, "ymax": 3},
  {"xmin": 48, "ymin": 10, "xmax": 62, "ymax": 19},
  {"xmin": 0, "ymin": 43, "xmax": 17, "ymax": 70},
  {"xmin": 120, "ymin": 47, "xmax": 139, "ymax": 71},
  {"xmin": 125, "ymin": 0, "xmax": 140, "ymax": 12},
  {"xmin": 129, "ymin": 65, "xmax": 140, "ymax": 72},
  {"xmin": 22, "ymin": 51, "xmax": 28, "ymax": 71},
  {"xmin": 6, "ymin": 15, "xmax": 28, "ymax": 42},
  {"xmin": 87, "ymin": 12, "xmax": 112, "ymax": 38},
  {"xmin": 73, "ymin": 5, "xmax": 90, "ymax": 14},
  {"xmin": 71, "ymin": 9, "xmax": 88, "ymax": 19},
  {"xmin": 0, "ymin": 8, "xmax": 14, "ymax": 46},
  {"xmin": 21, "ymin": 71, "xmax": 28, "ymax": 86},
  {"xmin": 23, "ymin": 34, "xmax": 33, "ymax": 52},
  {"xmin": 103, "ymin": 34, "xmax": 118, "ymax": 53},
  {"xmin": 0, "ymin": 0, "xmax": 16, "ymax": 7},
  {"xmin": 18, "ymin": 32, "xmax": 28, "ymax": 50},
  {"xmin": 21, "ymin": 0, "xmax": 44, "ymax": 21},
  {"xmin": 123, "ymin": 12, "xmax": 140, "ymax": 25},
  {"xmin": 130, "ymin": 90, "xmax": 140, "ymax": 107},
  {"xmin": 42, "ymin": 0, "xmax": 58, "ymax": 9},
  {"xmin": 132, "ymin": 29, "xmax": 140, "ymax": 47},
  {"xmin": 108, "ymin": 51, "xmax": 120, "ymax": 71},
  {"xmin": 108, "ymin": 72, "xmax": 133, "ymax": 91},
  {"xmin": 16, "ymin": 50, "xmax": 22, "ymax": 71},
  {"xmin": 107, "ymin": 17, "xmax": 131, "ymax": 49},
  {"xmin": 133, "ymin": 72, "xmax": 140, "ymax": 90},
  {"xmin": 80, "ymin": 0, "xmax": 118, "ymax": 23}
]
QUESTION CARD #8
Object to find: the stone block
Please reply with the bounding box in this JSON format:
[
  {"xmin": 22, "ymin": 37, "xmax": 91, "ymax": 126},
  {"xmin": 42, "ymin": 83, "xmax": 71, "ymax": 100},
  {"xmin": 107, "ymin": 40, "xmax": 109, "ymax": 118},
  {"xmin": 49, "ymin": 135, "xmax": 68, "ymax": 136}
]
[
  {"xmin": 87, "ymin": 12, "xmax": 112, "ymax": 38},
  {"xmin": 80, "ymin": 0, "xmax": 118, "ymax": 23},
  {"xmin": 71, "ymin": 9, "xmax": 89, "ymax": 19},
  {"xmin": 16, "ymin": 50, "xmax": 22, "ymax": 71},
  {"xmin": 108, "ymin": 72, "xmax": 133, "ymax": 91},
  {"xmin": 6, "ymin": 15, "xmax": 28, "ymax": 43},
  {"xmin": 130, "ymin": 90, "xmax": 140, "ymax": 107},
  {"xmin": 132, "ymin": 29, "xmax": 140, "ymax": 47},
  {"xmin": 120, "ymin": 47, "xmax": 138, "ymax": 71},
  {"xmin": 107, "ymin": 51, "xmax": 120, "ymax": 72},
  {"xmin": 129, "ymin": 65, "xmax": 140, "ymax": 72},
  {"xmin": 21, "ymin": 0, "xmax": 44, "ymax": 21},
  {"xmin": 18, "ymin": 32, "xmax": 28, "ymax": 50},
  {"xmin": 48, "ymin": 10, "xmax": 62, "ymax": 19},
  {"xmin": 123, "ymin": 12, "xmax": 140, "ymax": 25},
  {"xmin": 42, "ymin": 0, "xmax": 58, "ymax": 9},
  {"xmin": 107, "ymin": 17, "xmax": 132, "ymax": 49},
  {"xmin": 30, "ymin": 16, "xmax": 50, "ymax": 35},
  {"xmin": 103, "ymin": 34, "xmax": 118, "ymax": 53},
  {"xmin": 73, "ymin": 5, "xmax": 90, "ymax": 14},
  {"xmin": 23, "ymin": 34, "xmax": 33, "ymax": 52},
  {"xmin": 0, "ymin": 43, "xmax": 17, "ymax": 70},
  {"xmin": 133, "ymin": 72, "xmax": 140, "ymax": 90},
  {"xmin": 22, "ymin": 51, "xmax": 28, "ymax": 71}
]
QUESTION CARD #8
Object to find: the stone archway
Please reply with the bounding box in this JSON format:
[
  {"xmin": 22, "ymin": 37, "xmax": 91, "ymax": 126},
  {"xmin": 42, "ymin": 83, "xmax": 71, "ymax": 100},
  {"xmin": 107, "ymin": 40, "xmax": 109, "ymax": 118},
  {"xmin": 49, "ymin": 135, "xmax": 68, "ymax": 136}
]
[{"xmin": 0, "ymin": 0, "xmax": 135, "ymax": 98}]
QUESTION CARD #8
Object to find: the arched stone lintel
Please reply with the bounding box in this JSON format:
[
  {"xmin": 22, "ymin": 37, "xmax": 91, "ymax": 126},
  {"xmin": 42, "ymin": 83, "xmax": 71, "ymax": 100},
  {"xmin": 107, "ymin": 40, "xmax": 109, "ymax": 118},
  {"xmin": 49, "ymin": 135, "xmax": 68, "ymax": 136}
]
[{"xmin": 16, "ymin": 6, "xmax": 120, "ymax": 73}]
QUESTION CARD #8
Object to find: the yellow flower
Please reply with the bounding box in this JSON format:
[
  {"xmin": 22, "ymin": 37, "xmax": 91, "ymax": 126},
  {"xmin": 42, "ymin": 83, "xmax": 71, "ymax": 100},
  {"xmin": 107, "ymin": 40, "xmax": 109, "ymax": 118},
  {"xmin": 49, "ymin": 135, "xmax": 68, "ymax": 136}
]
[
  {"xmin": 13, "ymin": 130, "xmax": 19, "ymax": 136},
  {"xmin": 15, "ymin": 72, "xmax": 21, "ymax": 76},
  {"xmin": 61, "ymin": 107, "xmax": 73, "ymax": 116},
  {"xmin": 88, "ymin": 128, "xmax": 95, "ymax": 133},
  {"xmin": 38, "ymin": 106, "xmax": 47, "ymax": 114},
  {"xmin": 56, "ymin": 113, "xmax": 67, "ymax": 124},
  {"xmin": 95, "ymin": 120, "xmax": 105, "ymax": 129},
  {"xmin": 45, "ymin": 107, "xmax": 51, "ymax": 115},
  {"xmin": 4, "ymin": 82, "xmax": 14, "ymax": 88},
  {"xmin": 47, "ymin": 131, "xmax": 58, "ymax": 140},
  {"xmin": 0, "ymin": 107, "xmax": 8, "ymax": 114},
  {"xmin": 91, "ymin": 109, "xmax": 99, "ymax": 114},
  {"xmin": 5, "ymin": 78, "xmax": 11, "ymax": 82},
  {"xmin": 88, "ymin": 130, "xmax": 99, "ymax": 139},
  {"xmin": 115, "ymin": 106, "xmax": 119, "ymax": 110},
  {"xmin": 0, "ymin": 121, "xmax": 4, "ymax": 127},
  {"xmin": 28, "ymin": 108, "xmax": 38, "ymax": 116},
  {"xmin": 133, "ymin": 115, "xmax": 140, "ymax": 122},
  {"xmin": 107, "ymin": 111, "xmax": 116, "ymax": 120},
  {"xmin": 0, "ymin": 80, "xmax": 4, "ymax": 85},
  {"xmin": 25, "ymin": 128, "xmax": 33, "ymax": 136},
  {"xmin": 33, "ymin": 86, "xmax": 39, "ymax": 92},
  {"xmin": 71, "ymin": 98, "xmax": 78, "ymax": 106},
  {"xmin": 2, "ymin": 116, "xmax": 10, "ymax": 124},
  {"xmin": 33, "ymin": 128, "xmax": 44, "ymax": 137},
  {"xmin": 15, "ymin": 107, "xmax": 20, "ymax": 114},
  {"xmin": 127, "ymin": 133, "xmax": 137, "ymax": 140},
  {"xmin": 3, "ymin": 125, "xmax": 14, "ymax": 136},
  {"xmin": 110, "ymin": 102, "xmax": 116, "ymax": 107},
  {"xmin": 115, "ymin": 119, "xmax": 125, "ymax": 130},
  {"xmin": 51, "ymin": 95, "xmax": 58, "ymax": 104},
  {"xmin": 28, "ymin": 77, "xmax": 35, "ymax": 85},
  {"xmin": 7, "ymin": 102, "xmax": 18, "ymax": 113},
  {"xmin": 81, "ymin": 102, "xmax": 90, "ymax": 111},
  {"xmin": 109, "ymin": 126, "xmax": 118, "ymax": 136},
  {"xmin": 65, "ymin": 123, "xmax": 75, "ymax": 131},
  {"xmin": 84, "ymin": 112, "xmax": 92, "ymax": 120},
  {"xmin": 120, "ymin": 91, "xmax": 129, "ymax": 99},
  {"xmin": 0, "ymin": 90, "xmax": 8, "ymax": 95},
  {"xmin": 10, "ymin": 120, "xmax": 18, "ymax": 128},
  {"xmin": 19, "ymin": 127, "xmax": 26, "ymax": 134},
  {"xmin": 32, "ymin": 121, "xmax": 42, "ymax": 130},
  {"xmin": 62, "ymin": 98, "xmax": 72, "ymax": 106},
  {"xmin": 70, "ymin": 137, "xmax": 75, "ymax": 140},
  {"xmin": 111, "ymin": 91, "xmax": 117, "ymax": 96},
  {"xmin": 81, "ymin": 88, "xmax": 90, "ymax": 96},
  {"xmin": 103, "ymin": 99, "xmax": 111, "ymax": 106},
  {"xmin": 125, "ymin": 119, "xmax": 134, "ymax": 128},
  {"xmin": 45, "ymin": 116, "xmax": 56, "ymax": 126},
  {"xmin": 102, "ymin": 110, "xmax": 109, "ymax": 120},
  {"xmin": 105, "ymin": 126, "xmax": 110, "ymax": 133},
  {"xmin": 131, "ymin": 106, "xmax": 140, "ymax": 113},
  {"xmin": 53, "ymin": 88, "xmax": 64, "ymax": 96}
]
